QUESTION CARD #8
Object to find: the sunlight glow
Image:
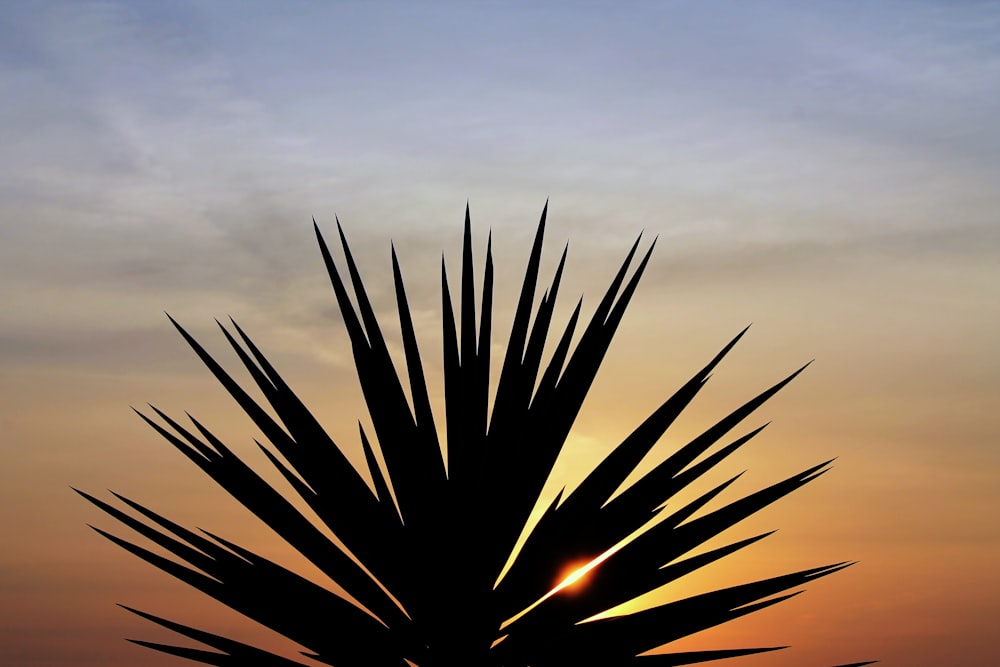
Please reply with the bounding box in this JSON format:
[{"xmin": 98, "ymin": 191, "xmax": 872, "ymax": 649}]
[
  {"xmin": 500, "ymin": 544, "xmax": 624, "ymax": 630},
  {"xmin": 554, "ymin": 558, "xmax": 599, "ymax": 593},
  {"xmin": 550, "ymin": 549, "xmax": 616, "ymax": 597}
]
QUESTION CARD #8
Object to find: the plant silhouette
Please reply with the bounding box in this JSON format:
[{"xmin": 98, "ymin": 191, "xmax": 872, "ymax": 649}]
[{"xmin": 80, "ymin": 203, "xmax": 875, "ymax": 667}]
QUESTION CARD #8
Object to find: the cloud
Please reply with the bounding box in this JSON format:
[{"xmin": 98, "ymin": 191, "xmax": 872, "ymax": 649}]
[{"xmin": 3, "ymin": 0, "xmax": 998, "ymax": 399}]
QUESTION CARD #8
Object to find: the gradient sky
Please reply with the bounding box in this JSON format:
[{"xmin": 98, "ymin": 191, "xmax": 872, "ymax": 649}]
[{"xmin": 2, "ymin": 1, "xmax": 999, "ymax": 666}]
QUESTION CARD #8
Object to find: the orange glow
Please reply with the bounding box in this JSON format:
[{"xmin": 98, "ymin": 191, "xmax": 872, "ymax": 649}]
[
  {"xmin": 554, "ymin": 557, "xmax": 598, "ymax": 594},
  {"xmin": 500, "ymin": 547, "xmax": 622, "ymax": 630},
  {"xmin": 549, "ymin": 545, "xmax": 622, "ymax": 599}
]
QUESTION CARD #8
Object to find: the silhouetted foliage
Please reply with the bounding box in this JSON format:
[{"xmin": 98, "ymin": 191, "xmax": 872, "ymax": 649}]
[{"xmin": 80, "ymin": 203, "xmax": 875, "ymax": 666}]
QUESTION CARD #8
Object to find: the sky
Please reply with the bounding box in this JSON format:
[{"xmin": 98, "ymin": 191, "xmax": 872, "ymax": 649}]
[{"xmin": 1, "ymin": 1, "xmax": 999, "ymax": 665}]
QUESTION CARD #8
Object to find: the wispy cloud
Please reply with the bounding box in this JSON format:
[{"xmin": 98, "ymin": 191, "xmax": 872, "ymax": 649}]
[{"xmin": 2, "ymin": 0, "xmax": 998, "ymax": 367}]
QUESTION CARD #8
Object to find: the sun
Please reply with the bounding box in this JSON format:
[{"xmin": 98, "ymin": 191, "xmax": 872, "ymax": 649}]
[
  {"xmin": 554, "ymin": 558, "xmax": 596, "ymax": 593},
  {"xmin": 550, "ymin": 545, "xmax": 621, "ymax": 598}
]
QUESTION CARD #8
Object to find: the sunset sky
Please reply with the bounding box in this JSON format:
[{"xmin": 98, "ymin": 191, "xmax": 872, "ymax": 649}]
[{"xmin": 2, "ymin": 1, "xmax": 999, "ymax": 666}]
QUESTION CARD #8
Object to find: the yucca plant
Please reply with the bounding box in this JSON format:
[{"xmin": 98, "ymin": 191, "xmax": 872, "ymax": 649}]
[{"xmin": 80, "ymin": 203, "xmax": 874, "ymax": 667}]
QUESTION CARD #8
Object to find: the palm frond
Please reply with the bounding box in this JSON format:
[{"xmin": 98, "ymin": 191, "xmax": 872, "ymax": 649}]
[{"xmin": 83, "ymin": 203, "xmax": 874, "ymax": 666}]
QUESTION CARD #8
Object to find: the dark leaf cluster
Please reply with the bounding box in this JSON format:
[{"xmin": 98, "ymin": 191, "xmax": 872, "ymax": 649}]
[{"xmin": 80, "ymin": 204, "xmax": 875, "ymax": 667}]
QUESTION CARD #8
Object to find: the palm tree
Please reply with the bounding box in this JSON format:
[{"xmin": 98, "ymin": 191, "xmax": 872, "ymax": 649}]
[{"xmin": 79, "ymin": 202, "xmax": 875, "ymax": 667}]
